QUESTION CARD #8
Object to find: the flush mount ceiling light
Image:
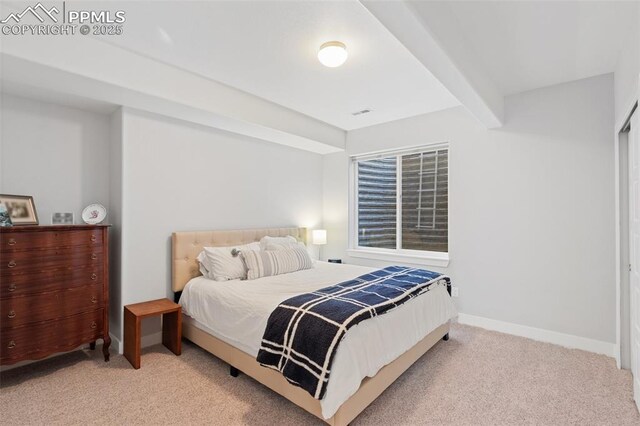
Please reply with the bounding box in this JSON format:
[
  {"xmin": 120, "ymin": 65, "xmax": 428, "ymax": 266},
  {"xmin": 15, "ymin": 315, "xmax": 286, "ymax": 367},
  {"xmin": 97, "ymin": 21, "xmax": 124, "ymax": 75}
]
[{"xmin": 318, "ymin": 41, "xmax": 348, "ymax": 68}]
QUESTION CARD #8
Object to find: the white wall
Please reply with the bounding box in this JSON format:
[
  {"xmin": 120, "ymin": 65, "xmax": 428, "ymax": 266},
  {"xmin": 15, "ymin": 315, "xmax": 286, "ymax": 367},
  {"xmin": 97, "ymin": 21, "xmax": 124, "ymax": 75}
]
[
  {"xmin": 614, "ymin": 3, "xmax": 639, "ymax": 127},
  {"xmin": 324, "ymin": 74, "xmax": 616, "ymax": 345},
  {"xmin": 118, "ymin": 108, "xmax": 324, "ymax": 343},
  {"xmin": 0, "ymin": 76, "xmax": 620, "ymax": 352},
  {"xmin": 0, "ymin": 94, "xmax": 110, "ymax": 223},
  {"xmin": 0, "ymin": 97, "xmax": 324, "ymax": 349}
]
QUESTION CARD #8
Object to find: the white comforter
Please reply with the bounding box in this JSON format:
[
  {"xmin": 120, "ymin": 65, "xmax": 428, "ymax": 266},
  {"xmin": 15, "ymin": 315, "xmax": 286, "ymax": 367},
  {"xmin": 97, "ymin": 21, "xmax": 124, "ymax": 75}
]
[{"xmin": 179, "ymin": 261, "xmax": 457, "ymax": 419}]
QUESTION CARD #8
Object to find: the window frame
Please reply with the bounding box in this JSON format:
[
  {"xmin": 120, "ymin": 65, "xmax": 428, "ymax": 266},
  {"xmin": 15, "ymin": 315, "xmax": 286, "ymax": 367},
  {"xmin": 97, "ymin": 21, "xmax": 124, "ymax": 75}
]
[{"xmin": 348, "ymin": 143, "xmax": 450, "ymax": 267}]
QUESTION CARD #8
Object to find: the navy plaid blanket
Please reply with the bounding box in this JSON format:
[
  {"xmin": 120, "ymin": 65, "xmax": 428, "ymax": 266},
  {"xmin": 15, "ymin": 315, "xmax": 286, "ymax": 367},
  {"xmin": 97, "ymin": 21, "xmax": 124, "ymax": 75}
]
[{"xmin": 256, "ymin": 266, "xmax": 449, "ymax": 399}]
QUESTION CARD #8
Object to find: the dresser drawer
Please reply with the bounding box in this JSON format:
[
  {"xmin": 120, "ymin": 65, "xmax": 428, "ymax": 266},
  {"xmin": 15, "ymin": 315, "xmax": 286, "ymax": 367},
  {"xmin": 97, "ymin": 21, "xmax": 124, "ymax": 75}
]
[
  {"xmin": 0, "ymin": 229, "xmax": 103, "ymax": 253},
  {"xmin": 1, "ymin": 284, "xmax": 103, "ymax": 328},
  {"xmin": 1, "ymin": 248, "xmax": 103, "ymax": 275},
  {"xmin": 0, "ymin": 309, "xmax": 104, "ymax": 364},
  {"xmin": 1, "ymin": 266, "xmax": 102, "ymax": 298}
]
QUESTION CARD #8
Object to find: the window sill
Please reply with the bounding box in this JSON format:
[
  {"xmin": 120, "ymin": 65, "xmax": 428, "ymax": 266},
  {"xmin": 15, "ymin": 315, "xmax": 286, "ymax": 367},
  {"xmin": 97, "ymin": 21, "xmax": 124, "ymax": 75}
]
[{"xmin": 346, "ymin": 249, "xmax": 450, "ymax": 268}]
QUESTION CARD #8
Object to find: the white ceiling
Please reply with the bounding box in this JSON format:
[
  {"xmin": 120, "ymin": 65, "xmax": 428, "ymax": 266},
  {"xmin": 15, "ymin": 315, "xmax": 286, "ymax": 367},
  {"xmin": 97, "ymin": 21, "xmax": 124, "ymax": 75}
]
[
  {"xmin": 2, "ymin": 1, "xmax": 634, "ymax": 136},
  {"xmin": 100, "ymin": 0, "xmax": 459, "ymax": 131},
  {"xmin": 415, "ymin": 1, "xmax": 639, "ymax": 96}
]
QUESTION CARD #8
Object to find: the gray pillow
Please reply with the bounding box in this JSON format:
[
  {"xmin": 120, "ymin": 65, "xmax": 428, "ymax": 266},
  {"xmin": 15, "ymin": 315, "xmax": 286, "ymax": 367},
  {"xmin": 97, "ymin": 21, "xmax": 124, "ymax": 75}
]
[{"xmin": 242, "ymin": 247, "xmax": 313, "ymax": 280}]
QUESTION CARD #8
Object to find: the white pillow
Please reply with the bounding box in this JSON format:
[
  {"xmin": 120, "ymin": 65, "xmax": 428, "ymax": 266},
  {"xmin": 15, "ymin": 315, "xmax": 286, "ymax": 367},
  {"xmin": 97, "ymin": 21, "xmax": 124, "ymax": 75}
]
[
  {"xmin": 198, "ymin": 242, "xmax": 260, "ymax": 281},
  {"xmin": 260, "ymin": 235, "xmax": 300, "ymax": 251},
  {"xmin": 196, "ymin": 251, "xmax": 211, "ymax": 278},
  {"xmin": 242, "ymin": 247, "xmax": 314, "ymax": 280}
]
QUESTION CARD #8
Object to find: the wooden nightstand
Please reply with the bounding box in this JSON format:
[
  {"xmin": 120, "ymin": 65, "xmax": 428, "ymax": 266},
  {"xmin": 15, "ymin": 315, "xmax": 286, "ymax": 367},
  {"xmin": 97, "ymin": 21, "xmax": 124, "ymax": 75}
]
[{"xmin": 124, "ymin": 298, "xmax": 181, "ymax": 369}]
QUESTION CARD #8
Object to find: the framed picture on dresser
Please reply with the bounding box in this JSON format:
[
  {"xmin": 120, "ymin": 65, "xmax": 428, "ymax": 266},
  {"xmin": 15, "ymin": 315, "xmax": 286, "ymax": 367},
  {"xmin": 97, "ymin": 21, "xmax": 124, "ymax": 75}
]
[{"xmin": 0, "ymin": 194, "xmax": 38, "ymax": 225}]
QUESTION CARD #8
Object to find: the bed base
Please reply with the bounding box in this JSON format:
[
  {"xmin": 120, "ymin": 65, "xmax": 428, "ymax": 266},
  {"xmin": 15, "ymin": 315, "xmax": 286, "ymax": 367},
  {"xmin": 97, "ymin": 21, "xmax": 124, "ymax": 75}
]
[{"xmin": 182, "ymin": 316, "xmax": 449, "ymax": 426}]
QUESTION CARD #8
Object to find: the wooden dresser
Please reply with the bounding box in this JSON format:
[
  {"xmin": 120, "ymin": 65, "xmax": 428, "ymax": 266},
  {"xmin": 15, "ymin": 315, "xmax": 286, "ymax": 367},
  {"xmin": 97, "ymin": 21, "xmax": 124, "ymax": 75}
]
[{"xmin": 0, "ymin": 225, "xmax": 111, "ymax": 365}]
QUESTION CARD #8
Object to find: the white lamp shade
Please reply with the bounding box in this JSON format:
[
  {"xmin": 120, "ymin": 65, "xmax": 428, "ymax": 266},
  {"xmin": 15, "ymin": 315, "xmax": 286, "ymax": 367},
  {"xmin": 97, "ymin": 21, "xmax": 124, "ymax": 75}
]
[
  {"xmin": 318, "ymin": 41, "xmax": 348, "ymax": 67},
  {"xmin": 312, "ymin": 229, "xmax": 327, "ymax": 245}
]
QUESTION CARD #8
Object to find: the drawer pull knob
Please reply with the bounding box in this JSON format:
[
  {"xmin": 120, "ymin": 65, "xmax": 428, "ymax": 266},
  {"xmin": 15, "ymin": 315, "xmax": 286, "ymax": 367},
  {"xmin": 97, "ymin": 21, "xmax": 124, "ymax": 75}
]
[
  {"xmin": 91, "ymin": 296, "xmax": 98, "ymax": 303},
  {"xmin": 8, "ymin": 238, "xmax": 16, "ymax": 246},
  {"xmin": 7, "ymin": 260, "xmax": 16, "ymax": 268},
  {"xmin": 91, "ymin": 273, "xmax": 97, "ymax": 280},
  {"xmin": 91, "ymin": 235, "xmax": 97, "ymax": 242},
  {"xmin": 8, "ymin": 284, "xmax": 16, "ymax": 292},
  {"xmin": 90, "ymin": 321, "xmax": 97, "ymax": 329},
  {"xmin": 7, "ymin": 310, "xmax": 16, "ymax": 319},
  {"xmin": 91, "ymin": 253, "xmax": 98, "ymax": 260},
  {"xmin": 7, "ymin": 341, "xmax": 15, "ymax": 349}
]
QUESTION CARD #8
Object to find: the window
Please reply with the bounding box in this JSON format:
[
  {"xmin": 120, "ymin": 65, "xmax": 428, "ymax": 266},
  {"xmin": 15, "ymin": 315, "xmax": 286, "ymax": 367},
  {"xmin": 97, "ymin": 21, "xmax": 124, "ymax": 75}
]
[{"xmin": 351, "ymin": 145, "xmax": 449, "ymax": 263}]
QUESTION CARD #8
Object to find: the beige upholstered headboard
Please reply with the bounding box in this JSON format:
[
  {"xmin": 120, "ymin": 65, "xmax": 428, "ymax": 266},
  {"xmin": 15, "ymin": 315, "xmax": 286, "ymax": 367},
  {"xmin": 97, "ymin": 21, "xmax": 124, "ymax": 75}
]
[{"xmin": 172, "ymin": 227, "xmax": 307, "ymax": 292}]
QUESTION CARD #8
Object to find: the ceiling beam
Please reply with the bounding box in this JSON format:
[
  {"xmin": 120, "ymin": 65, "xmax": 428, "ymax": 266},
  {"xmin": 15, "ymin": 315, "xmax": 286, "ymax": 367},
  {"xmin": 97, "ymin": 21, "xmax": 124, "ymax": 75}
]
[
  {"xmin": 0, "ymin": 35, "xmax": 345, "ymax": 154},
  {"xmin": 361, "ymin": 0, "xmax": 504, "ymax": 129}
]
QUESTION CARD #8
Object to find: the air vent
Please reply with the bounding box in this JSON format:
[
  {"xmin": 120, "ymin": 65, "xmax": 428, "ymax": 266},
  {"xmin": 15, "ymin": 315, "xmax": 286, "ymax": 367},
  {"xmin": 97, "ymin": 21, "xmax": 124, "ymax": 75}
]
[{"xmin": 352, "ymin": 109, "xmax": 372, "ymax": 116}]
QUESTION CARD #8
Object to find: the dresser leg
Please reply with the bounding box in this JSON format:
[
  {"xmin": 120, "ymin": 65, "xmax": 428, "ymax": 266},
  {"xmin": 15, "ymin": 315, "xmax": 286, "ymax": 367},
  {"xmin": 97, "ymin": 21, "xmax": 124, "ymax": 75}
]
[
  {"xmin": 102, "ymin": 335, "xmax": 111, "ymax": 362},
  {"xmin": 90, "ymin": 341, "xmax": 96, "ymax": 350}
]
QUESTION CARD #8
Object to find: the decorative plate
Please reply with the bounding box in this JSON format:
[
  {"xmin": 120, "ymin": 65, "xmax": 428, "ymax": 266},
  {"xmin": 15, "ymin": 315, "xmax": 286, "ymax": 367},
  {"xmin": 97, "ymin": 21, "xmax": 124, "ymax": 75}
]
[{"xmin": 82, "ymin": 204, "xmax": 107, "ymax": 224}]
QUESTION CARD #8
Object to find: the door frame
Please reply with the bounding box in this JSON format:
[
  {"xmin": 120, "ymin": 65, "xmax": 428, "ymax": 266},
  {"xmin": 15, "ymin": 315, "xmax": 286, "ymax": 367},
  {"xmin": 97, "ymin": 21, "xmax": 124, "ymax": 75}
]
[{"xmin": 615, "ymin": 75, "xmax": 640, "ymax": 368}]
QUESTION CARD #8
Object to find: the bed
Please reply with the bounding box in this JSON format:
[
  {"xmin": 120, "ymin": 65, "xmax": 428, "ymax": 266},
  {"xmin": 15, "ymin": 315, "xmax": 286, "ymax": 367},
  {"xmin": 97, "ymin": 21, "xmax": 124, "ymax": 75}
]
[{"xmin": 172, "ymin": 227, "xmax": 456, "ymax": 426}]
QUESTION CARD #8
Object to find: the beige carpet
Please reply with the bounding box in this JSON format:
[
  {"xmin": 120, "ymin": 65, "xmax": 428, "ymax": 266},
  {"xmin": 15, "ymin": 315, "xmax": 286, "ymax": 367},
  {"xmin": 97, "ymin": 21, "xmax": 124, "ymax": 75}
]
[{"xmin": 1, "ymin": 323, "xmax": 638, "ymax": 425}]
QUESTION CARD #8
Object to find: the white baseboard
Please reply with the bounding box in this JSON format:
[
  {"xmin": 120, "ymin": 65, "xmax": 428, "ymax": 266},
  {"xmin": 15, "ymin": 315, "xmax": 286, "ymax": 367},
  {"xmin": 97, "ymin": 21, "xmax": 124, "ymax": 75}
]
[
  {"xmin": 109, "ymin": 331, "xmax": 164, "ymax": 355},
  {"xmin": 457, "ymin": 313, "xmax": 616, "ymax": 358},
  {"xmin": 110, "ymin": 333, "xmax": 123, "ymax": 355}
]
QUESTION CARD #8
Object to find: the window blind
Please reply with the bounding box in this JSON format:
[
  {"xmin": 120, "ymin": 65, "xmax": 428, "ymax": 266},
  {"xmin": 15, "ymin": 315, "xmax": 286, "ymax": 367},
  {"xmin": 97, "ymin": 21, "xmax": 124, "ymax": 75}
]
[
  {"xmin": 357, "ymin": 157, "xmax": 396, "ymax": 249},
  {"xmin": 355, "ymin": 147, "xmax": 448, "ymax": 253}
]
